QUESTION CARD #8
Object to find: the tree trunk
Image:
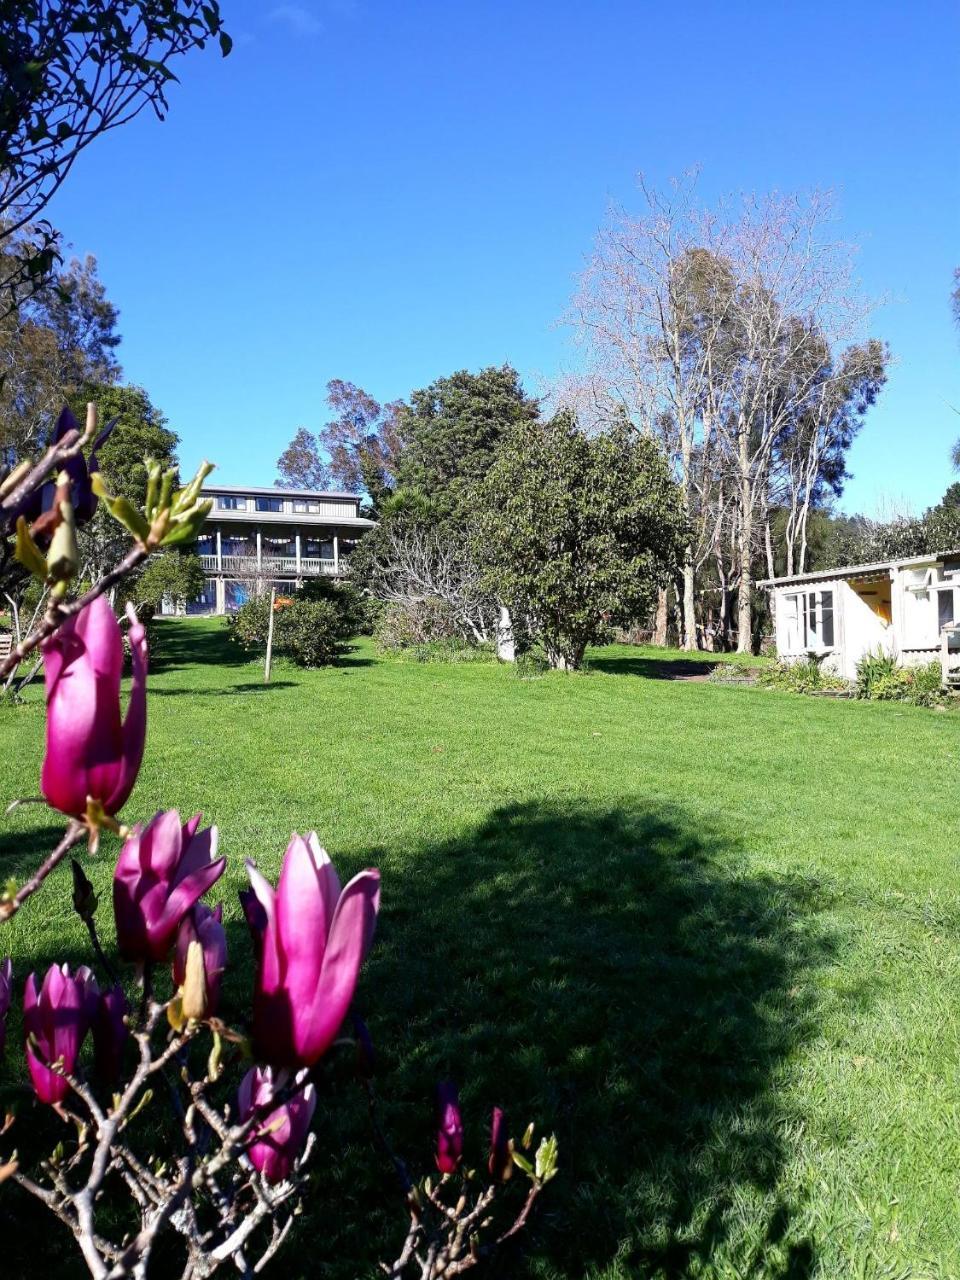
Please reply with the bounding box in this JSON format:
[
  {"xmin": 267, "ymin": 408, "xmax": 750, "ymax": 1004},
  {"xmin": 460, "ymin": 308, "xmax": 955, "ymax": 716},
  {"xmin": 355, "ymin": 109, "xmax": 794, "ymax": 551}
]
[
  {"xmin": 652, "ymin": 588, "xmax": 668, "ymax": 646},
  {"xmin": 681, "ymin": 550, "xmax": 697, "ymax": 650},
  {"xmin": 736, "ymin": 427, "xmax": 753, "ymax": 653}
]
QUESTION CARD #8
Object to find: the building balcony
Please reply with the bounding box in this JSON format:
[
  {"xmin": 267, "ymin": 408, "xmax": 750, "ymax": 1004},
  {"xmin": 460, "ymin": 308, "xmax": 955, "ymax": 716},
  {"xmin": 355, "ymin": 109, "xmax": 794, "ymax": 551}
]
[{"xmin": 199, "ymin": 554, "xmax": 342, "ymax": 578}]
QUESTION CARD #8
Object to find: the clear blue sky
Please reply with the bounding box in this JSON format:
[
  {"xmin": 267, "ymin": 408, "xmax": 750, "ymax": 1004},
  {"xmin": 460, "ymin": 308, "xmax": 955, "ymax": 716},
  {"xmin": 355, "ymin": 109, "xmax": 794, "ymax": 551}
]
[{"xmin": 47, "ymin": 0, "xmax": 960, "ymax": 515}]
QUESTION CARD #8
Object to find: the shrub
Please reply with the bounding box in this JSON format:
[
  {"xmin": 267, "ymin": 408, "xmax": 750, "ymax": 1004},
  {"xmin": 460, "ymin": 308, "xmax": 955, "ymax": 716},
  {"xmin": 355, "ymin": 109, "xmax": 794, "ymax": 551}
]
[
  {"xmin": 406, "ymin": 638, "xmax": 495, "ymax": 664},
  {"xmin": 229, "ymin": 594, "xmax": 351, "ymax": 667},
  {"xmin": 373, "ymin": 598, "xmax": 461, "ymax": 652},
  {"xmin": 757, "ymin": 657, "xmax": 850, "ymax": 695},
  {"xmin": 707, "ymin": 663, "xmax": 758, "ymax": 685},
  {"xmin": 868, "ymin": 661, "xmax": 944, "ymax": 707},
  {"xmin": 855, "ymin": 647, "xmax": 899, "ymax": 698}
]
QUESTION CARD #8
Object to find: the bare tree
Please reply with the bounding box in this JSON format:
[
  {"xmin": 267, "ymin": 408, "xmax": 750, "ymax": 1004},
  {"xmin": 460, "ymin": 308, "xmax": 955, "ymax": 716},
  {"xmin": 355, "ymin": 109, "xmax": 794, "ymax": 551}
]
[
  {"xmin": 358, "ymin": 522, "xmax": 495, "ymax": 644},
  {"xmin": 571, "ymin": 179, "xmax": 886, "ymax": 652}
]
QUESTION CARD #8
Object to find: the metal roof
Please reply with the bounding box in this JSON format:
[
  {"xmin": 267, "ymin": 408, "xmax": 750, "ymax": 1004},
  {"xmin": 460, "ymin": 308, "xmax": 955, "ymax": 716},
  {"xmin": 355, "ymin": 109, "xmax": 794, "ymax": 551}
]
[
  {"xmin": 204, "ymin": 483, "xmax": 362, "ymax": 502},
  {"xmin": 758, "ymin": 549, "xmax": 960, "ymax": 589}
]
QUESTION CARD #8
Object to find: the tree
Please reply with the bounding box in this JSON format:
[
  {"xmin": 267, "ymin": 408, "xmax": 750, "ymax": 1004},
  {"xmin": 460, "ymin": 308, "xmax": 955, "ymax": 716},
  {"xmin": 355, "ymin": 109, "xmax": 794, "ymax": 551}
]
[
  {"xmin": 276, "ymin": 426, "xmax": 330, "ymax": 489},
  {"xmin": 571, "ymin": 179, "xmax": 886, "ymax": 652},
  {"xmin": 0, "ymin": 249, "xmax": 121, "ymax": 461},
  {"xmin": 134, "ymin": 548, "xmax": 204, "ymax": 613},
  {"xmin": 476, "ymin": 413, "xmax": 686, "ymax": 670},
  {"xmin": 276, "ymin": 381, "xmax": 403, "ymax": 512},
  {"xmin": 0, "ymin": 1, "xmax": 230, "ymax": 312},
  {"xmin": 396, "ymin": 365, "xmax": 538, "ymax": 515},
  {"xmin": 67, "ymin": 382, "xmax": 179, "ymax": 580}
]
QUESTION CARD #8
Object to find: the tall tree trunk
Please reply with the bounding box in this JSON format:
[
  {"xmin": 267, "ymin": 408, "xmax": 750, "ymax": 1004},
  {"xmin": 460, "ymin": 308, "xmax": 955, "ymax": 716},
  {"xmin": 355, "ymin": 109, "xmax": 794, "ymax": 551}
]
[
  {"xmin": 736, "ymin": 427, "xmax": 753, "ymax": 653},
  {"xmin": 652, "ymin": 587, "xmax": 668, "ymax": 646},
  {"xmin": 681, "ymin": 551, "xmax": 697, "ymax": 650},
  {"xmin": 679, "ymin": 435, "xmax": 698, "ymax": 650}
]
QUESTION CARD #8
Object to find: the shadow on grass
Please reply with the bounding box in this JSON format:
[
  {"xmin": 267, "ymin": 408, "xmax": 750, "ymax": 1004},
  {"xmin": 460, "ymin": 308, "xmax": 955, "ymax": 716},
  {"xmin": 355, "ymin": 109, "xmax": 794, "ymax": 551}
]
[
  {"xmin": 587, "ymin": 655, "xmax": 722, "ymax": 680},
  {"xmin": 318, "ymin": 799, "xmax": 834, "ymax": 1279},
  {"xmin": 0, "ymin": 799, "xmax": 835, "ymax": 1279},
  {"xmin": 148, "ymin": 680, "xmax": 300, "ymax": 697},
  {"xmin": 148, "ymin": 618, "xmax": 247, "ymax": 675}
]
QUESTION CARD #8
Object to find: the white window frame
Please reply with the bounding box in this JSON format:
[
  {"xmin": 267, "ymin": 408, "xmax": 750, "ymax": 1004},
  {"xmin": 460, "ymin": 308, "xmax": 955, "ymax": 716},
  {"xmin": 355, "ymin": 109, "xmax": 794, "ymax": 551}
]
[{"xmin": 782, "ymin": 588, "xmax": 835, "ymax": 654}]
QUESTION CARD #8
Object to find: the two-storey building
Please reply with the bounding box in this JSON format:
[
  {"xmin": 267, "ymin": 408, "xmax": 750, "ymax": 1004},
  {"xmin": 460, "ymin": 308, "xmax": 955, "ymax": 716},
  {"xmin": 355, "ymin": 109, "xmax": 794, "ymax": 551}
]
[{"xmin": 188, "ymin": 484, "xmax": 375, "ymax": 614}]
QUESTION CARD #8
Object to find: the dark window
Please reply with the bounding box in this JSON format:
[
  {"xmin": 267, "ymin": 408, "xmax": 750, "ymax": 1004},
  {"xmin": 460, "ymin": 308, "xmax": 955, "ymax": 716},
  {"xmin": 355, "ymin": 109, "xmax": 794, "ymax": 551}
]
[
  {"xmin": 217, "ymin": 495, "xmax": 245, "ymax": 510},
  {"xmin": 255, "ymin": 497, "xmax": 284, "ymax": 512},
  {"xmin": 939, "ymin": 589, "xmax": 955, "ymax": 631}
]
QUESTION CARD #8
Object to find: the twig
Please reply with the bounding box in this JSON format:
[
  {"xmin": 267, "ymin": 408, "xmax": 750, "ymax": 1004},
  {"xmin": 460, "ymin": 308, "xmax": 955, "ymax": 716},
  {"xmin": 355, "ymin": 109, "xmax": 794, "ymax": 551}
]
[{"xmin": 0, "ymin": 820, "xmax": 85, "ymax": 921}]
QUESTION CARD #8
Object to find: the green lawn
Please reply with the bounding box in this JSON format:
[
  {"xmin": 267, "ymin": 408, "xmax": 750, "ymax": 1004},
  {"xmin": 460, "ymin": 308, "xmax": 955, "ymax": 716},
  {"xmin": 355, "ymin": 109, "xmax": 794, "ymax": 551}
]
[{"xmin": 1, "ymin": 619, "xmax": 960, "ymax": 1279}]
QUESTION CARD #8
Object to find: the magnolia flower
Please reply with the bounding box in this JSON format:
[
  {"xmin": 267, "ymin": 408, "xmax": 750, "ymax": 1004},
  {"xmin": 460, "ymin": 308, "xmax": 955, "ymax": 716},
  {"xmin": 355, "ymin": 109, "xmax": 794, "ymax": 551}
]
[
  {"xmin": 435, "ymin": 1080, "xmax": 464, "ymax": 1175},
  {"xmin": 245, "ymin": 834, "xmax": 379, "ymax": 1068},
  {"xmin": 41, "ymin": 595, "xmax": 148, "ymax": 820},
  {"xmin": 93, "ymin": 985, "xmax": 129, "ymax": 1086},
  {"xmin": 238, "ymin": 1066, "xmax": 316, "ymax": 1185},
  {"xmin": 24, "ymin": 964, "xmax": 99, "ymax": 1105},
  {"xmin": 173, "ymin": 903, "xmax": 227, "ymax": 1017},
  {"xmin": 113, "ymin": 811, "xmax": 225, "ymax": 963},
  {"xmin": 0, "ymin": 958, "xmax": 11, "ymax": 1056}
]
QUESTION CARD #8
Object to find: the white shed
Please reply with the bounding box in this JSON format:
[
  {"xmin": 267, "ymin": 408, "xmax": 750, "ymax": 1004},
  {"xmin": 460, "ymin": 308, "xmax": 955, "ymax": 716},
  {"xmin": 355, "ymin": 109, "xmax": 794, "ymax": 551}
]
[{"xmin": 758, "ymin": 550, "xmax": 960, "ymax": 681}]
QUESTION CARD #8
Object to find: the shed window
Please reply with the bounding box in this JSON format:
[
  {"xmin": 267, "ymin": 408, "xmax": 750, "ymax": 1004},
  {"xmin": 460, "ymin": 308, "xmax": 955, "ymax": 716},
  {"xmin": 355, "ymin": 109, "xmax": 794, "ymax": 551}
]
[
  {"xmin": 255, "ymin": 497, "xmax": 284, "ymax": 513},
  {"xmin": 783, "ymin": 588, "xmax": 835, "ymax": 652},
  {"xmin": 217, "ymin": 495, "xmax": 245, "ymax": 510}
]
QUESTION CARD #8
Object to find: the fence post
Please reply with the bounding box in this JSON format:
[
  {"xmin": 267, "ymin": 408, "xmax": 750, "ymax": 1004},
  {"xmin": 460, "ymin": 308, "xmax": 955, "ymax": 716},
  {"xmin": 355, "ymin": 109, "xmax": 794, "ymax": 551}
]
[{"xmin": 264, "ymin": 586, "xmax": 276, "ymax": 684}]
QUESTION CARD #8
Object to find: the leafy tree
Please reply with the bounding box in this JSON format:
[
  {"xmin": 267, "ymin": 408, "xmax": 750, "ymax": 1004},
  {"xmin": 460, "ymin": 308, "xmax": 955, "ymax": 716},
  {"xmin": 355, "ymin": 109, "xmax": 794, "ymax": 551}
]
[
  {"xmin": 68, "ymin": 382, "xmax": 179, "ymax": 579},
  {"xmin": 0, "ymin": 1, "xmax": 230, "ymax": 311},
  {"xmin": 276, "ymin": 426, "xmax": 330, "ymax": 489},
  {"xmin": 476, "ymin": 412, "xmax": 686, "ymax": 670},
  {"xmin": 276, "ymin": 382, "xmax": 403, "ymax": 512},
  {"xmin": 942, "ymin": 481, "xmax": 960, "ymax": 509},
  {"xmin": 0, "ymin": 250, "xmax": 120, "ymax": 460},
  {"xmin": 396, "ymin": 365, "xmax": 538, "ymax": 516},
  {"xmin": 134, "ymin": 549, "xmax": 204, "ymax": 613}
]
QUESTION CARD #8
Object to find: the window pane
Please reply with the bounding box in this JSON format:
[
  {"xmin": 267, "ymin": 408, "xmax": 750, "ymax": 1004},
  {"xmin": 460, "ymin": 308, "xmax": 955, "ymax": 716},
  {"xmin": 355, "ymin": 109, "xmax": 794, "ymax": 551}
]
[
  {"xmin": 255, "ymin": 497, "xmax": 283, "ymax": 512},
  {"xmin": 820, "ymin": 591, "xmax": 834, "ymax": 648},
  {"xmin": 939, "ymin": 589, "xmax": 954, "ymax": 631}
]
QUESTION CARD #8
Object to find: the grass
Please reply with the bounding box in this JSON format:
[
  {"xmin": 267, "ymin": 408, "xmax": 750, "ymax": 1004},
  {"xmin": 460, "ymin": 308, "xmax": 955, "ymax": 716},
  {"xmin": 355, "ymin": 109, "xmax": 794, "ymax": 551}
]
[{"xmin": 1, "ymin": 618, "xmax": 960, "ymax": 1278}]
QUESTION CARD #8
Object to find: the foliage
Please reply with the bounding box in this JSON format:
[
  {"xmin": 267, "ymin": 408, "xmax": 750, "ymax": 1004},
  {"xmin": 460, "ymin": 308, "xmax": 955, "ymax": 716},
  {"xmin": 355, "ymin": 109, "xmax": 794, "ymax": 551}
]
[
  {"xmin": 276, "ymin": 381, "xmax": 403, "ymax": 513},
  {"xmin": 354, "ymin": 516, "xmax": 495, "ymax": 645},
  {"xmin": 0, "ymin": 0, "xmax": 230, "ymax": 310},
  {"xmin": 823, "ymin": 504, "xmax": 960, "ymax": 568},
  {"xmin": 394, "ymin": 364, "xmax": 538, "ymax": 518},
  {"xmin": 296, "ymin": 573, "xmax": 372, "ymax": 634},
  {"xmin": 275, "ymin": 425, "xmax": 330, "ymax": 489},
  {"xmin": 859, "ymin": 659, "xmax": 945, "ymax": 707},
  {"xmin": 133, "ymin": 549, "xmax": 204, "ymax": 613},
  {"xmin": 229, "ymin": 594, "xmax": 351, "ymax": 667},
  {"xmin": 854, "ymin": 647, "xmax": 900, "ymax": 698},
  {"xmin": 373, "ymin": 597, "xmax": 461, "ymax": 652},
  {"xmin": 476, "ymin": 412, "xmax": 686, "ymax": 669},
  {"xmin": 757, "ymin": 656, "xmax": 850, "ymax": 695},
  {"xmin": 0, "ymin": 249, "xmax": 120, "ymax": 462},
  {"xmin": 67, "ymin": 383, "xmax": 180, "ymax": 581}
]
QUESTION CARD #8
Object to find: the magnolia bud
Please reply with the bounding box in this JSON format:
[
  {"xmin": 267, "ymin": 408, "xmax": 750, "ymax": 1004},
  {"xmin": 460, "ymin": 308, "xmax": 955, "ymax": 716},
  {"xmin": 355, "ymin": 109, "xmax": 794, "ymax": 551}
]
[
  {"xmin": 180, "ymin": 939, "xmax": 209, "ymax": 1022},
  {"xmin": 70, "ymin": 858, "xmax": 98, "ymax": 923},
  {"xmin": 46, "ymin": 474, "xmax": 79, "ymax": 582}
]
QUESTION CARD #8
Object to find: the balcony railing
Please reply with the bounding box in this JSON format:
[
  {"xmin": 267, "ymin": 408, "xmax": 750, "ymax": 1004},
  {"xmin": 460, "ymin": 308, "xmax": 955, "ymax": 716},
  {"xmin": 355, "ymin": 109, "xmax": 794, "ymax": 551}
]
[{"xmin": 199, "ymin": 554, "xmax": 340, "ymax": 577}]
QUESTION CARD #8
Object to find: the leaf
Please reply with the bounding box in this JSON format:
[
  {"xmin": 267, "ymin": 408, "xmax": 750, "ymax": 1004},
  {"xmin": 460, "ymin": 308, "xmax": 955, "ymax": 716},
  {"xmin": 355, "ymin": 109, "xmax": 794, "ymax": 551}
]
[
  {"xmin": 510, "ymin": 1150, "xmax": 534, "ymax": 1177},
  {"xmin": 219, "ymin": 30, "xmax": 233, "ymax": 56},
  {"xmin": 14, "ymin": 517, "xmax": 48, "ymax": 580}
]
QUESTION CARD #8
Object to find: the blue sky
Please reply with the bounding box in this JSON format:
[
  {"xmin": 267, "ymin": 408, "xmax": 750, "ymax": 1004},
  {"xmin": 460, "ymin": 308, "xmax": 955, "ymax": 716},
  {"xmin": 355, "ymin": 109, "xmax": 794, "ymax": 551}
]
[{"xmin": 47, "ymin": 0, "xmax": 960, "ymax": 515}]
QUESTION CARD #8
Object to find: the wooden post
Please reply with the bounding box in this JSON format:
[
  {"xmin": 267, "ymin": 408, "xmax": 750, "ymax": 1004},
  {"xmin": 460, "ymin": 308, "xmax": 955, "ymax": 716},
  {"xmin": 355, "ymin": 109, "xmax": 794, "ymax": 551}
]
[
  {"xmin": 264, "ymin": 586, "xmax": 276, "ymax": 684},
  {"xmin": 333, "ymin": 533, "xmax": 339, "ymax": 575},
  {"xmin": 216, "ymin": 527, "xmax": 222, "ymax": 570},
  {"xmin": 295, "ymin": 532, "xmax": 301, "ymax": 574},
  {"xmin": 256, "ymin": 529, "xmax": 262, "ymax": 570}
]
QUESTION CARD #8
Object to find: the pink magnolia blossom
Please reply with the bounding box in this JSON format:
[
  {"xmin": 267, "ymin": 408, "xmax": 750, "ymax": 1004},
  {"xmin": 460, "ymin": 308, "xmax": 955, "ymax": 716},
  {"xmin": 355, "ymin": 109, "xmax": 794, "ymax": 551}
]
[
  {"xmin": 24, "ymin": 964, "xmax": 99, "ymax": 1105},
  {"xmin": 41, "ymin": 595, "xmax": 148, "ymax": 819},
  {"xmin": 113, "ymin": 811, "xmax": 225, "ymax": 963},
  {"xmin": 238, "ymin": 1066, "xmax": 316, "ymax": 1185},
  {"xmin": 245, "ymin": 834, "xmax": 379, "ymax": 1068},
  {"xmin": 488, "ymin": 1106, "xmax": 512, "ymax": 1181},
  {"xmin": 435, "ymin": 1080, "xmax": 463, "ymax": 1175},
  {"xmin": 173, "ymin": 902, "xmax": 227, "ymax": 1015}
]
